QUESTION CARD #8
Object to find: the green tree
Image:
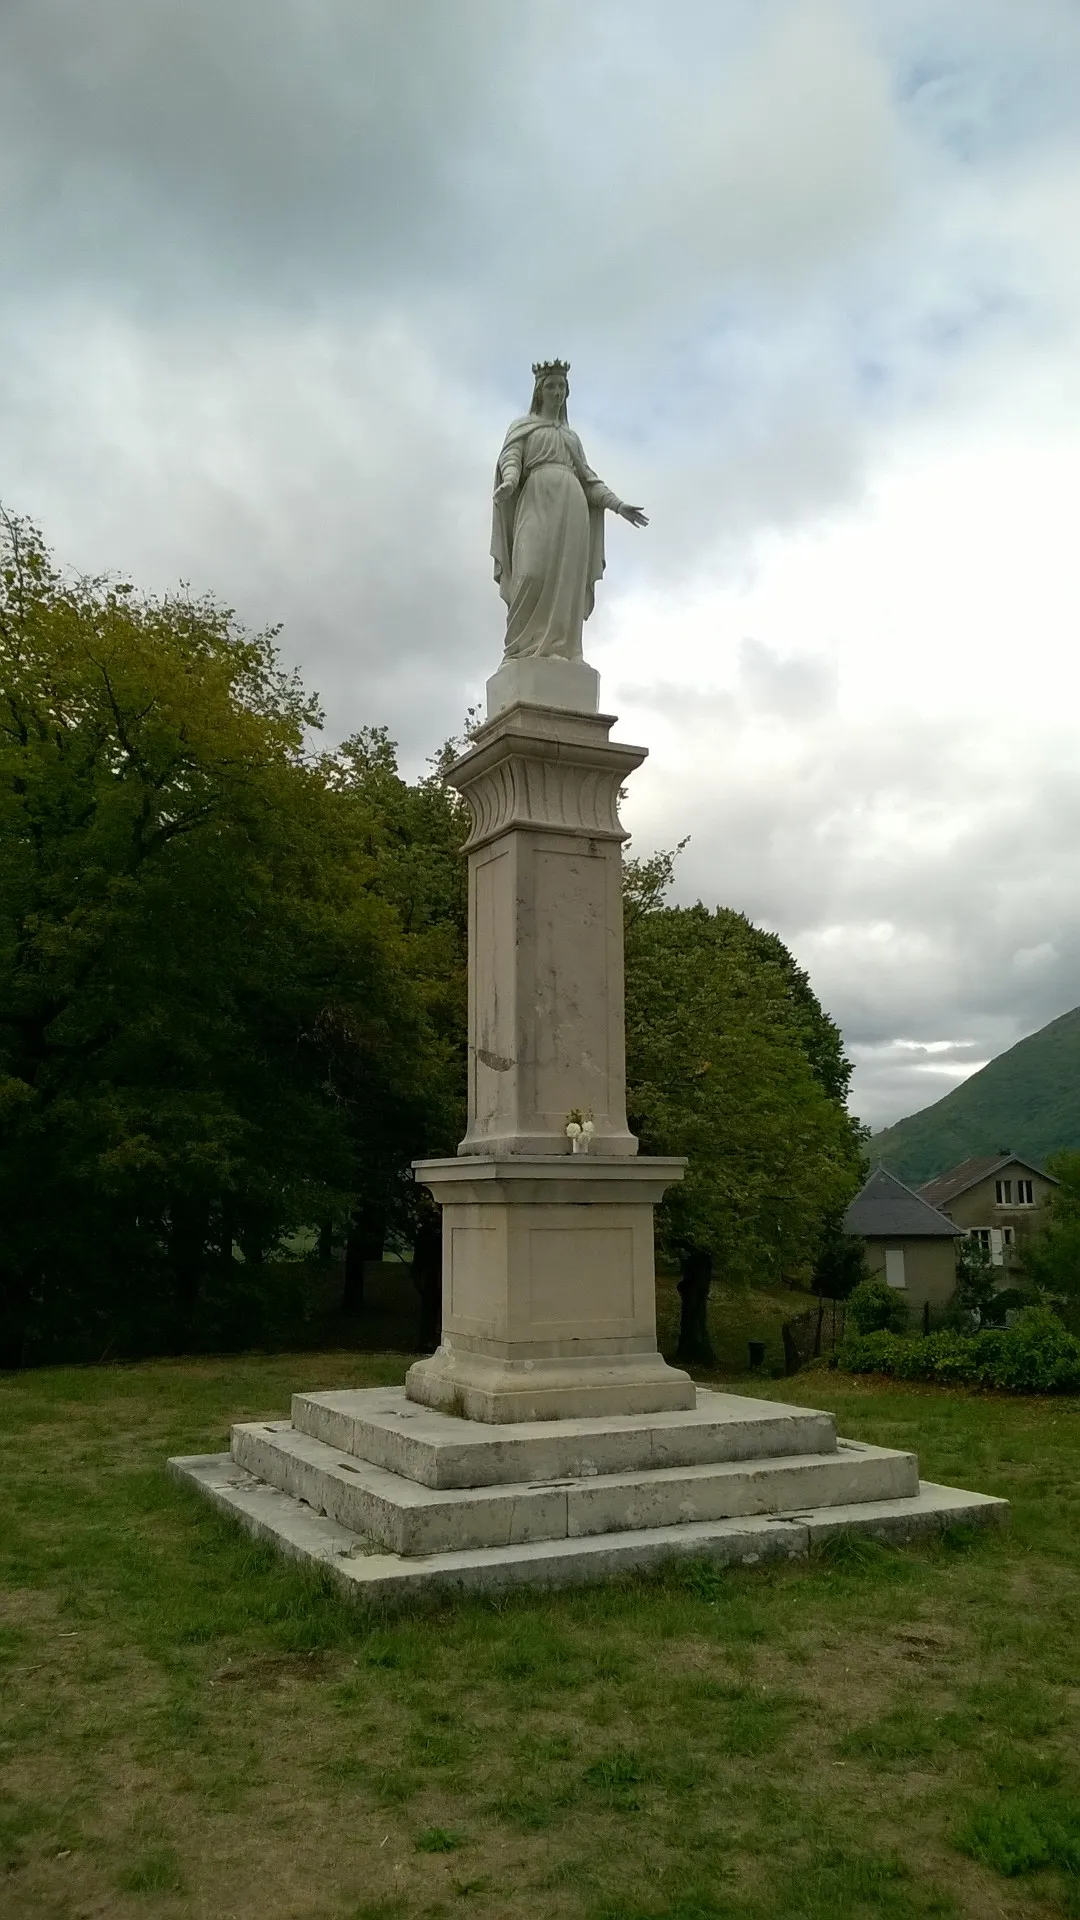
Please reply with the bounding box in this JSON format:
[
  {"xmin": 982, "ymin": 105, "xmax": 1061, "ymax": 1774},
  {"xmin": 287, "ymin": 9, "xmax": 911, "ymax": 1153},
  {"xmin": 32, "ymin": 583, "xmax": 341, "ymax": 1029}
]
[
  {"xmin": 952, "ymin": 1235, "xmax": 999, "ymax": 1327},
  {"xmin": 318, "ymin": 724, "xmax": 469, "ymax": 1315},
  {"xmin": 1022, "ymin": 1150, "xmax": 1080, "ymax": 1311},
  {"xmin": 846, "ymin": 1277, "xmax": 910, "ymax": 1335},
  {"xmin": 812, "ymin": 1211, "xmax": 870, "ymax": 1300},
  {"xmin": 623, "ymin": 850, "xmax": 864, "ymax": 1341},
  {"xmin": 0, "ymin": 510, "xmax": 445, "ymax": 1364}
]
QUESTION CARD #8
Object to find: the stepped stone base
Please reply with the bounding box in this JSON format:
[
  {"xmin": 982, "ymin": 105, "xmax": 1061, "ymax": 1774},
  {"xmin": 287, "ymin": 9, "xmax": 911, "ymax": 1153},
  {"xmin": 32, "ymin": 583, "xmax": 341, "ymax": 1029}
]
[
  {"xmin": 169, "ymin": 1385, "xmax": 1008, "ymax": 1602},
  {"xmin": 290, "ymin": 1385, "xmax": 837, "ymax": 1487}
]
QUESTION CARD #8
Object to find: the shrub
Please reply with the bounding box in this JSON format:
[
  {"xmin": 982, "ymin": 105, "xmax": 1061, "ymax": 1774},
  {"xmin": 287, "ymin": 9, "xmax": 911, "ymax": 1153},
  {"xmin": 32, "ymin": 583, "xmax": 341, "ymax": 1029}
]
[
  {"xmin": 952, "ymin": 1234, "xmax": 999, "ymax": 1326},
  {"xmin": 979, "ymin": 1286, "xmax": 1034, "ymax": 1329},
  {"xmin": 847, "ymin": 1278, "xmax": 910, "ymax": 1336},
  {"xmin": 839, "ymin": 1307, "xmax": 1080, "ymax": 1394}
]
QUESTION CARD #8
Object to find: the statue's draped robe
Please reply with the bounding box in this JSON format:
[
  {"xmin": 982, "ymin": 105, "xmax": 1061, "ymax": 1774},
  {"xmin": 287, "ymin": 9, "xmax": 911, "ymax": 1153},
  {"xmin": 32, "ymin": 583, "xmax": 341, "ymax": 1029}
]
[{"xmin": 491, "ymin": 416, "xmax": 622, "ymax": 660}]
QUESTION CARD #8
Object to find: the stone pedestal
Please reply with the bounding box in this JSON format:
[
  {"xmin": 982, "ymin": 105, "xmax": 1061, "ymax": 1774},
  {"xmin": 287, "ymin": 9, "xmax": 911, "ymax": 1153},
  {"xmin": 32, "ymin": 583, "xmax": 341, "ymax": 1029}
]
[
  {"xmin": 404, "ymin": 1157, "xmax": 693, "ymax": 1421},
  {"xmin": 405, "ymin": 656, "xmax": 693, "ymax": 1422},
  {"xmin": 486, "ymin": 654, "xmax": 599, "ymax": 718}
]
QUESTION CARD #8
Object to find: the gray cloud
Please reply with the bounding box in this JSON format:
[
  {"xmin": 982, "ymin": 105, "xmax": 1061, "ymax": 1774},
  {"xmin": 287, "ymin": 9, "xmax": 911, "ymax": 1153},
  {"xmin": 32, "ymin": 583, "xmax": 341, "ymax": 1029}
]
[
  {"xmin": 616, "ymin": 693, "xmax": 1080, "ymax": 1125},
  {"xmin": 0, "ymin": 0, "xmax": 510, "ymax": 305}
]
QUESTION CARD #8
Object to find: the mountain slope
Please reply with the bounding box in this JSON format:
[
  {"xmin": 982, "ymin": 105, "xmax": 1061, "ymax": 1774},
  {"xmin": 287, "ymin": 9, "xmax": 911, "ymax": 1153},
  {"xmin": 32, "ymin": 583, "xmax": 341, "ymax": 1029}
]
[{"xmin": 869, "ymin": 1005, "xmax": 1080, "ymax": 1186}]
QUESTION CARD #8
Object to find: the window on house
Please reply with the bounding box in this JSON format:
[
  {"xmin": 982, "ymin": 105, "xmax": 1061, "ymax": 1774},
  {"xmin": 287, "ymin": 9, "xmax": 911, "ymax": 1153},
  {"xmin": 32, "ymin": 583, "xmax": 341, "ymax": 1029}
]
[
  {"xmin": 884, "ymin": 1247, "xmax": 906, "ymax": 1289},
  {"xmin": 1003, "ymin": 1227, "xmax": 1015, "ymax": 1248},
  {"xmin": 970, "ymin": 1229, "xmax": 991, "ymax": 1251},
  {"xmin": 1017, "ymin": 1179, "xmax": 1034, "ymax": 1205},
  {"xmin": 995, "ymin": 1179, "xmax": 1012, "ymax": 1204}
]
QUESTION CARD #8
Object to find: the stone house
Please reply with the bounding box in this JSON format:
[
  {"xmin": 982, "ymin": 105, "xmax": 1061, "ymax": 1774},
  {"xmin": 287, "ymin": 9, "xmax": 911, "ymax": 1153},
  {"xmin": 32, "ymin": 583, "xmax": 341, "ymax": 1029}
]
[
  {"xmin": 917, "ymin": 1152, "xmax": 1058, "ymax": 1271},
  {"xmin": 843, "ymin": 1166, "xmax": 964, "ymax": 1317}
]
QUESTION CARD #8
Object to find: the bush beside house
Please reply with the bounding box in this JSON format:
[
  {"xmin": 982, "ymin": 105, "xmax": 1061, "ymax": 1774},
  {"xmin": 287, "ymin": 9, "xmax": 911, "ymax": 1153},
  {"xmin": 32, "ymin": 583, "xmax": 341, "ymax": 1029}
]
[{"xmin": 839, "ymin": 1306, "xmax": 1080, "ymax": 1394}]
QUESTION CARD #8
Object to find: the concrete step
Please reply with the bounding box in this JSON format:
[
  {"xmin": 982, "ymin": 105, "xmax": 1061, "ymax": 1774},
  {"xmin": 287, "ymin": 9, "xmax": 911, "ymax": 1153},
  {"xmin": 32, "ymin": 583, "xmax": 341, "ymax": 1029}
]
[
  {"xmin": 169, "ymin": 1450, "xmax": 1009, "ymax": 1605},
  {"xmin": 289, "ymin": 1385, "xmax": 838, "ymax": 1488},
  {"xmin": 230, "ymin": 1419, "xmax": 920, "ymax": 1558}
]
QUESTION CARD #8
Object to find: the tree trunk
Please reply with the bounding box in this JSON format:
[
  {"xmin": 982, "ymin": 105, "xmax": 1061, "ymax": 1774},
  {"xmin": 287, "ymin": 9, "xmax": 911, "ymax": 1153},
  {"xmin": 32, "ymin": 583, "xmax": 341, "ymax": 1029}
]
[
  {"xmin": 412, "ymin": 1213, "xmax": 443, "ymax": 1354},
  {"xmin": 0, "ymin": 1270, "xmax": 31, "ymax": 1370},
  {"xmin": 218, "ymin": 1199, "xmax": 237, "ymax": 1270},
  {"xmin": 341, "ymin": 1206, "xmax": 386, "ymax": 1316},
  {"xmin": 676, "ymin": 1248, "xmax": 715, "ymax": 1367},
  {"xmin": 169, "ymin": 1201, "xmax": 209, "ymax": 1352},
  {"xmin": 317, "ymin": 1219, "xmax": 335, "ymax": 1265}
]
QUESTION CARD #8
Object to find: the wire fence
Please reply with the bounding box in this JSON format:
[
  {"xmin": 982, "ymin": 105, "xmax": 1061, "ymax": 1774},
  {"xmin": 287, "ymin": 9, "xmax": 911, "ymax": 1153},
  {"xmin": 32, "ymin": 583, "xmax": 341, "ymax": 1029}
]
[{"xmin": 780, "ymin": 1298, "xmax": 848, "ymax": 1375}]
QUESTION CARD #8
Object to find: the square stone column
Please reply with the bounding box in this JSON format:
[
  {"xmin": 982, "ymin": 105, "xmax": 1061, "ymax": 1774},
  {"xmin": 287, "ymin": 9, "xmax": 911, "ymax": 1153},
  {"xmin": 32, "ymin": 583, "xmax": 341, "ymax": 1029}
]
[
  {"xmin": 405, "ymin": 658, "xmax": 693, "ymax": 1422},
  {"xmin": 457, "ymin": 693, "xmax": 640, "ymax": 1156}
]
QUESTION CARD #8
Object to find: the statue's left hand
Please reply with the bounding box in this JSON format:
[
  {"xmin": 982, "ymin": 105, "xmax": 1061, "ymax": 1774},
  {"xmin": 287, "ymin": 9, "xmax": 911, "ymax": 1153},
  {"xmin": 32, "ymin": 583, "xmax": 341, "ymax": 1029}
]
[{"xmin": 619, "ymin": 505, "xmax": 648, "ymax": 528}]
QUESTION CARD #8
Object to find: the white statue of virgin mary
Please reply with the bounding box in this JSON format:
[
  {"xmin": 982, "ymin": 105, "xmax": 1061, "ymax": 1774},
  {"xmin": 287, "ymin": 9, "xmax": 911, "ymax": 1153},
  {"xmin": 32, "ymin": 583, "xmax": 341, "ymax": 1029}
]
[{"xmin": 490, "ymin": 361, "xmax": 647, "ymax": 661}]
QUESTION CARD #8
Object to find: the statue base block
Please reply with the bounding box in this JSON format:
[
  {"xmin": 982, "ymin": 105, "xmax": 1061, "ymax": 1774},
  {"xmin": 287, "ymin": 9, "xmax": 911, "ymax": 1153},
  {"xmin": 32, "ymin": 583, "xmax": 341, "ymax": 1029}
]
[
  {"xmin": 406, "ymin": 1155, "xmax": 694, "ymax": 1423},
  {"xmin": 486, "ymin": 655, "xmax": 599, "ymax": 717}
]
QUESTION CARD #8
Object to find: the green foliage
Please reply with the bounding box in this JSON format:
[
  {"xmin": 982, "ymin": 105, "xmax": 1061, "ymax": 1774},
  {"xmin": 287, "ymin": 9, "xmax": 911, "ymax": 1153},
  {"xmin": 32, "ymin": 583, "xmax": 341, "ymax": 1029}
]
[
  {"xmin": 955, "ymin": 1789, "xmax": 1080, "ymax": 1878},
  {"xmin": 951, "ymin": 1235, "xmax": 999, "ymax": 1327},
  {"xmin": 847, "ymin": 1277, "xmax": 910, "ymax": 1335},
  {"xmin": 623, "ymin": 854, "xmax": 863, "ymax": 1283},
  {"xmin": 983, "ymin": 1285, "xmax": 1037, "ymax": 1327},
  {"xmin": 414, "ymin": 1827, "xmax": 464, "ymax": 1853},
  {"xmin": 840, "ymin": 1306, "xmax": 1080, "ymax": 1393},
  {"xmin": 870, "ymin": 1005, "xmax": 1080, "ymax": 1185},
  {"xmin": 1022, "ymin": 1148, "xmax": 1080, "ymax": 1306},
  {"xmin": 117, "ymin": 1849, "xmax": 186, "ymax": 1893},
  {"xmin": 0, "ymin": 511, "xmax": 459, "ymax": 1362},
  {"xmin": 812, "ymin": 1215, "xmax": 870, "ymax": 1300}
]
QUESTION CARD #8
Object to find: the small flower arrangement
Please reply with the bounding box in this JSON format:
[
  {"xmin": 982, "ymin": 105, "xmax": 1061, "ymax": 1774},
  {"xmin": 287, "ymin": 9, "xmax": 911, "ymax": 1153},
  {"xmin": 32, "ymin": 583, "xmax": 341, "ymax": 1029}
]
[{"xmin": 565, "ymin": 1108, "xmax": 595, "ymax": 1154}]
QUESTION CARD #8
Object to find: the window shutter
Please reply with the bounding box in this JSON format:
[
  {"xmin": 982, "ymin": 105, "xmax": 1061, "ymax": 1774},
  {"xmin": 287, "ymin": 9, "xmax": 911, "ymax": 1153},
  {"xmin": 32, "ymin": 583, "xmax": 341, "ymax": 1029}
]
[{"xmin": 885, "ymin": 1248, "xmax": 906, "ymax": 1289}]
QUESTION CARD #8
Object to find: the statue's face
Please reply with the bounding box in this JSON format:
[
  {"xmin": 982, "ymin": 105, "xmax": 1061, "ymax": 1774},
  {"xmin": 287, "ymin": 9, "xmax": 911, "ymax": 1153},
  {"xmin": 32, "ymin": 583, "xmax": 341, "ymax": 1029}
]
[{"xmin": 541, "ymin": 373, "xmax": 567, "ymax": 410}]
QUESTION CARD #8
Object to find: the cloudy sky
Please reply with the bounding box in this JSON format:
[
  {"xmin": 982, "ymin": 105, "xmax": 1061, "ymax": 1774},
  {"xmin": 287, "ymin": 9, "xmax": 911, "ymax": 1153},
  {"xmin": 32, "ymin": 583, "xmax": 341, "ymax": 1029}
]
[{"xmin": 2, "ymin": 0, "xmax": 1078, "ymax": 1129}]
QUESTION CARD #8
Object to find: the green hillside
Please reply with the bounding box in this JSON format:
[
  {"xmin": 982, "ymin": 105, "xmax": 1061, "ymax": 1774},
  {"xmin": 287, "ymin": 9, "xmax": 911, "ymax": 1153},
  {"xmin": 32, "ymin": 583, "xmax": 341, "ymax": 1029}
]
[{"xmin": 869, "ymin": 1004, "xmax": 1080, "ymax": 1185}]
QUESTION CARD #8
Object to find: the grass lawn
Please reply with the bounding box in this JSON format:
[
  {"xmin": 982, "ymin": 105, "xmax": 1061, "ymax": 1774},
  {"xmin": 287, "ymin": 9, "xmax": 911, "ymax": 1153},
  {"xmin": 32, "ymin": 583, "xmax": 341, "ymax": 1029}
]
[{"xmin": 2, "ymin": 1336, "xmax": 1080, "ymax": 1920}]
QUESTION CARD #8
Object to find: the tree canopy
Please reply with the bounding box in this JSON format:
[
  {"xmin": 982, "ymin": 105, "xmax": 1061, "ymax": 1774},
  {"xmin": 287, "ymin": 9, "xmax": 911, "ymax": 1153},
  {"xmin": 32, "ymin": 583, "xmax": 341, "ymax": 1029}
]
[
  {"xmin": 1021, "ymin": 1150, "xmax": 1080, "ymax": 1310},
  {"xmin": 0, "ymin": 511, "xmax": 460, "ymax": 1363},
  {"xmin": 623, "ymin": 847, "xmax": 864, "ymax": 1285}
]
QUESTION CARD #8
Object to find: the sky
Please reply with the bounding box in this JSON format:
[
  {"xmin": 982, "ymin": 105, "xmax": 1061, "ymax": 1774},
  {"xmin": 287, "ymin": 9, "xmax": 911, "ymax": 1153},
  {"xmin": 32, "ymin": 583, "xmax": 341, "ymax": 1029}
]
[{"xmin": 1, "ymin": 0, "xmax": 1078, "ymax": 1130}]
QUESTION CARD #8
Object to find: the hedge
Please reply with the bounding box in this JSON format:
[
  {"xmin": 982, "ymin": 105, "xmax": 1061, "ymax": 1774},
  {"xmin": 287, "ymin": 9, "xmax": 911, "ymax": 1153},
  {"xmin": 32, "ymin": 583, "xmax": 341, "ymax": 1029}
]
[{"xmin": 839, "ymin": 1307, "xmax": 1080, "ymax": 1394}]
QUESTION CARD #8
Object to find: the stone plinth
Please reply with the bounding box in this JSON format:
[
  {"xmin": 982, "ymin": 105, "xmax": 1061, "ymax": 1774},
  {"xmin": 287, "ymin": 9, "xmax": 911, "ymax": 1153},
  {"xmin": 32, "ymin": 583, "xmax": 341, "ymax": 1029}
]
[
  {"xmin": 486, "ymin": 655, "xmax": 599, "ymax": 717},
  {"xmin": 290, "ymin": 1385, "xmax": 840, "ymax": 1488},
  {"xmin": 405, "ymin": 1156, "xmax": 694, "ymax": 1422}
]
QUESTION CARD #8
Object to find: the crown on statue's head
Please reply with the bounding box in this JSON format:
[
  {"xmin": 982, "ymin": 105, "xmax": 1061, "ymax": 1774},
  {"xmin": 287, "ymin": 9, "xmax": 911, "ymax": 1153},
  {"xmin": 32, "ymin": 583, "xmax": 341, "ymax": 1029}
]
[{"xmin": 532, "ymin": 358, "xmax": 570, "ymax": 378}]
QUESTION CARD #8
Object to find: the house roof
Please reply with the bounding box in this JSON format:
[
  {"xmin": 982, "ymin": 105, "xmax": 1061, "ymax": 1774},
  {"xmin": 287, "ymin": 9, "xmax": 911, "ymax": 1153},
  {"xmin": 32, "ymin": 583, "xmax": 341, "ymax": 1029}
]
[
  {"xmin": 917, "ymin": 1152, "xmax": 1057, "ymax": 1209},
  {"xmin": 844, "ymin": 1166, "xmax": 964, "ymax": 1240}
]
